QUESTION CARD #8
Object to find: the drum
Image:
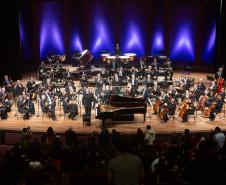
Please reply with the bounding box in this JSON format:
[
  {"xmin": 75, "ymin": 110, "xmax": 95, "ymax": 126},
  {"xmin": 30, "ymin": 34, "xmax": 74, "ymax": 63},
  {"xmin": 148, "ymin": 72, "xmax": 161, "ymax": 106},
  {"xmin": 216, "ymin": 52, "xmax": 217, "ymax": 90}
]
[
  {"xmin": 124, "ymin": 53, "xmax": 136, "ymax": 61},
  {"xmin": 79, "ymin": 50, "xmax": 93, "ymax": 64},
  {"xmin": 119, "ymin": 55, "xmax": 129, "ymax": 62},
  {"xmin": 106, "ymin": 56, "xmax": 116, "ymax": 63},
  {"xmin": 101, "ymin": 53, "xmax": 110, "ymax": 62}
]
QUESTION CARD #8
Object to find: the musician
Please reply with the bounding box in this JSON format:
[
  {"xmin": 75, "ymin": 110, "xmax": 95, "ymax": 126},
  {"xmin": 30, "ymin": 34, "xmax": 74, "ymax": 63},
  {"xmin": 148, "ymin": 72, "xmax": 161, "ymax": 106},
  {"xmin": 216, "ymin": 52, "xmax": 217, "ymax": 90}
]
[
  {"xmin": 3, "ymin": 75, "xmax": 14, "ymax": 92},
  {"xmin": 112, "ymin": 73, "xmax": 122, "ymax": 94},
  {"xmin": 117, "ymin": 67, "xmax": 124, "ymax": 80},
  {"xmin": 163, "ymin": 58, "xmax": 173, "ymax": 81},
  {"xmin": 144, "ymin": 74, "xmax": 154, "ymax": 88},
  {"xmin": 0, "ymin": 88, "xmax": 9, "ymax": 119},
  {"xmin": 17, "ymin": 95, "xmax": 30, "ymax": 120},
  {"xmin": 193, "ymin": 84, "xmax": 203, "ymax": 101},
  {"xmin": 181, "ymin": 99, "xmax": 195, "ymax": 122},
  {"xmin": 142, "ymin": 86, "xmax": 152, "ymax": 105},
  {"xmin": 14, "ymin": 80, "xmax": 24, "ymax": 97},
  {"xmin": 82, "ymin": 88, "xmax": 97, "ymax": 116},
  {"xmin": 0, "ymin": 87, "xmax": 6, "ymax": 102},
  {"xmin": 139, "ymin": 57, "xmax": 147, "ymax": 70},
  {"xmin": 62, "ymin": 96, "xmax": 78, "ymax": 120},
  {"xmin": 65, "ymin": 81, "xmax": 76, "ymax": 94},
  {"xmin": 27, "ymin": 77, "xmax": 36, "ymax": 93},
  {"xmin": 40, "ymin": 94, "xmax": 56, "ymax": 120},
  {"xmin": 162, "ymin": 92, "xmax": 171, "ymax": 104},
  {"xmin": 129, "ymin": 66, "xmax": 138, "ymax": 77},
  {"xmin": 205, "ymin": 91, "xmax": 216, "ymax": 107},
  {"xmin": 209, "ymin": 80, "xmax": 218, "ymax": 92},
  {"xmin": 129, "ymin": 74, "xmax": 139, "ymax": 97},
  {"xmin": 138, "ymin": 57, "xmax": 146, "ymax": 79},
  {"xmin": 209, "ymin": 96, "xmax": 224, "ymax": 121},
  {"xmin": 114, "ymin": 43, "xmax": 121, "ymax": 69},
  {"xmin": 145, "ymin": 65, "xmax": 155, "ymax": 80},
  {"xmin": 114, "ymin": 43, "xmax": 121, "ymax": 56},
  {"xmin": 220, "ymin": 88, "xmax": 225, "ymax": 100},
  {"xmin": 95, "ymin": 73, "xmax": 103, "ymax": 91},
  {"xmin": 181, "ymin": 74, "xmax": 191, "ymax": 91},
  {"xmin": 151, "ymin": 58, "xmax": 159, "ymax": 79},
  {"xmin": 168, "ymin": 85, "xmax": 177, "ymax": 98},
  {"xmin": 102, "ymin": 85, "xmax": 111, "ymax": 104},
  {"xmin": 215, "ymin": 67, "xmax": 224, "ymax": 80},
  {"xmin": 152, "ymin": 82, "xmax": 162, "ymax": 98},
  {"xmin": 162, "ymin": 98, "xmax": 176, "ymax": 123},
  {"xmin": 0, "ymin": 101, "xmax": 7, "ymax": 119}
]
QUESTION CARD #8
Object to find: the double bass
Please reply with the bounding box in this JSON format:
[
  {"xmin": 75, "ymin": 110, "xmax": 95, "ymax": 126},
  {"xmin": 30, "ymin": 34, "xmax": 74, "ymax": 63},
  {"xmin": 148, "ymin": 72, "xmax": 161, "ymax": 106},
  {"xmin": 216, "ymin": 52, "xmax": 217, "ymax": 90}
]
[{"xmin": 217, "ymin": 65, "xmax": 224, "ymax": 93}]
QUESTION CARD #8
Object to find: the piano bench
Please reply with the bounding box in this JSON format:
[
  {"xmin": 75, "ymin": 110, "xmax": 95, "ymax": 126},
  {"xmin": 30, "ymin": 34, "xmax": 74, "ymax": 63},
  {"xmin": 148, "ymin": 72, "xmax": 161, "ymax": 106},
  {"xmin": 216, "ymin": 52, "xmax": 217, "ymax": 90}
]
[{"xmin": 82, "ymin": 114, "xmax": 91, "ymax": 126}]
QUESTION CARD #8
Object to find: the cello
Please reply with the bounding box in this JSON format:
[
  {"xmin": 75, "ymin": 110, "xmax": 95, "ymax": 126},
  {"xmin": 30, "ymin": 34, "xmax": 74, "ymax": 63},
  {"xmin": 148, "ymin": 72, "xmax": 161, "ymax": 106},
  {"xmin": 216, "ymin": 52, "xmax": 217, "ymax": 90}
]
[
  {"xmin": 158, "ymin": 105, "xmax": 169, "ymax": 119},
  {"xmin": 203, "ymin": 103, "xmax": 216, "ymax": 118},
  {"xmin": 153, "ymin": 99, "xmax": 163, "ymax": 113}
]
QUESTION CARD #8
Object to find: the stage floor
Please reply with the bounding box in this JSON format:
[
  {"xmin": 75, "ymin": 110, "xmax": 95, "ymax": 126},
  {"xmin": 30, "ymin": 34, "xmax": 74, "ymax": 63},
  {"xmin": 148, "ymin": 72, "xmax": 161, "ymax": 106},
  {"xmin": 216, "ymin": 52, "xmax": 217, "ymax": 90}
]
[
  {"xmin": 1, "ymin": 71, "xmax": 225, "ymax": 134},
  {"xmin": 0, "ymin": 108, "xmax": 226, "ymax": 134}
]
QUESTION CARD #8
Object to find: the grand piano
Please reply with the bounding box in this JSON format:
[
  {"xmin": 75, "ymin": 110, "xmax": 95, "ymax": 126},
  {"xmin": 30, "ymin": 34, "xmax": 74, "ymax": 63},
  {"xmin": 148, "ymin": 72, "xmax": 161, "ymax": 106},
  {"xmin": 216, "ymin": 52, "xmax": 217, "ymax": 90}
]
[{"xmin": 96, "ymin": 95, "xmax": 147, "ymax": 128}]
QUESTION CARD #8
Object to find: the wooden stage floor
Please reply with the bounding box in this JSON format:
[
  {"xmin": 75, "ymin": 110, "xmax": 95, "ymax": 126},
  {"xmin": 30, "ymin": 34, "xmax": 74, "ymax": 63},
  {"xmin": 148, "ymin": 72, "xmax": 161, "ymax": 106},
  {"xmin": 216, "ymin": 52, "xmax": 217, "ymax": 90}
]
[{"xmin": 1, "ymin": 71, "xmax": 226, "ymax": 135}]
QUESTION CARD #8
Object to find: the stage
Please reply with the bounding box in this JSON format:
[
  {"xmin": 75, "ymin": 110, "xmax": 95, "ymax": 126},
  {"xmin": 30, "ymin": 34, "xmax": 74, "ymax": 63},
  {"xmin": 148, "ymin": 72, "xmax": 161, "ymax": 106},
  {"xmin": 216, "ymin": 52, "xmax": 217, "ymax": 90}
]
[{"xmin": 0, "ymin": 71, "xmax": 225, "ymax": 135}]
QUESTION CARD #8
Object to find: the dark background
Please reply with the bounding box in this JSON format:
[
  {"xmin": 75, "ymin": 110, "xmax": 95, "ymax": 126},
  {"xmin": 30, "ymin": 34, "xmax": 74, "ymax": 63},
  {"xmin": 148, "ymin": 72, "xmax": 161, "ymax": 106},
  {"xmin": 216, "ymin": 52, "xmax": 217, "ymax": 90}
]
[{"xmin": 0, "ymin": 0, "xmax": 225, "ymax": 82}]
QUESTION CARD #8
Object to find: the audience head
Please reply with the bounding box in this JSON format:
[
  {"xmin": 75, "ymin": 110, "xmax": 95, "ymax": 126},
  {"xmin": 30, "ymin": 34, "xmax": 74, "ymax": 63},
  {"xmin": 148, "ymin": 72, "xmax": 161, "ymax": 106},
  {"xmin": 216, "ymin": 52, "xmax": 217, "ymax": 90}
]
[{"xmin": 146, "ymin": 125, "xmax": 151, "ymax": 131}]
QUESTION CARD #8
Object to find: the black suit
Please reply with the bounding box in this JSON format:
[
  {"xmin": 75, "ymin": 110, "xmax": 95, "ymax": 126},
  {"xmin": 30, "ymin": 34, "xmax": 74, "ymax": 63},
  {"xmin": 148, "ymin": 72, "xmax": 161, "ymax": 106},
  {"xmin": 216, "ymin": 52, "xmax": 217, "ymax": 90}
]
[
  {"xmin": 40, "ymin": 100, "xmax": 56, "ymax": 119},
  {"xmin": 82, "ymin": 92, "xmax": 97, "ymax": 116}
]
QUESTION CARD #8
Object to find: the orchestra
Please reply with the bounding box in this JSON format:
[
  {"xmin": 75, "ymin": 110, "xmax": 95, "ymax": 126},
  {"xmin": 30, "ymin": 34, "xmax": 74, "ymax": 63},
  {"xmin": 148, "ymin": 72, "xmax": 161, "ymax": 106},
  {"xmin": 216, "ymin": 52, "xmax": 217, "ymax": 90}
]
[{"xmin": 0, "ymin": 52, "xmax": 225, "ymax": 127}]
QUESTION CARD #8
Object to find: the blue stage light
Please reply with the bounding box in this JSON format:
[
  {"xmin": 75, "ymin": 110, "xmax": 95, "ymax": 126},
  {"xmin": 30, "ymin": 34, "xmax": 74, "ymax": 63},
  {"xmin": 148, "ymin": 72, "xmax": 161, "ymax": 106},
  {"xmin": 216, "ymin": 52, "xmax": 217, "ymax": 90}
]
[
  {"xmin": 207, "ymin": 25, "xmax": 216, "ymax": 53},
  {"xmin": 152, "ymin": 30, "xmax": 164, "ymax": 54},
  {"xmin": 91, "ymin": 18, "xmax": 112, "ymax": 55},
  {"xmin": 171, "ymin": 26, "xmax": 194, "ymax": 61},
  {"xmin": 122, "ymin": 22, "xmax": 144, "ymax": 55},
  {"xmin": 40, "ymin": 3, "xmax": 64, "ymax": 59},
  {"xmin": 202, "ymin": 24, "xmax": 216, "ymax": 63},
  {"xmin": 72, "ymin": 33, "xmax": 83, "ymax": 52}
]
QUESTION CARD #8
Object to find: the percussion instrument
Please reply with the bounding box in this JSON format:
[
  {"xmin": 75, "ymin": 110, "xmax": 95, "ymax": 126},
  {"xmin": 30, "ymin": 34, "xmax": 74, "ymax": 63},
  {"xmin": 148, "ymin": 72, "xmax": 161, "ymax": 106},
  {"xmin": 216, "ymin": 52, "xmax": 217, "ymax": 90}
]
[
  {"xmin": 101, "ymin": 53, "xmax": 110, "ymax": 62},
  {"xmin": 119, "ymin": 56, "xmax": 129, "ymax": 62},
  {"xmin": 59, "ymin": 55, "xmax": 66, "ymax": 62},
  {"xmin": 124, "ymin": 53, "xmax": 136, "ymax": 61},
  {"xmin": 78, "ymin": 50, "xmax": 93, "ymax": 64},
  {"xmin": 106, "ymin": 56, "xmax": 116, "ymax": 63},
  {"xmin": 159, "ymin": 55, "xmax": 167, "ymax": 60}
]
